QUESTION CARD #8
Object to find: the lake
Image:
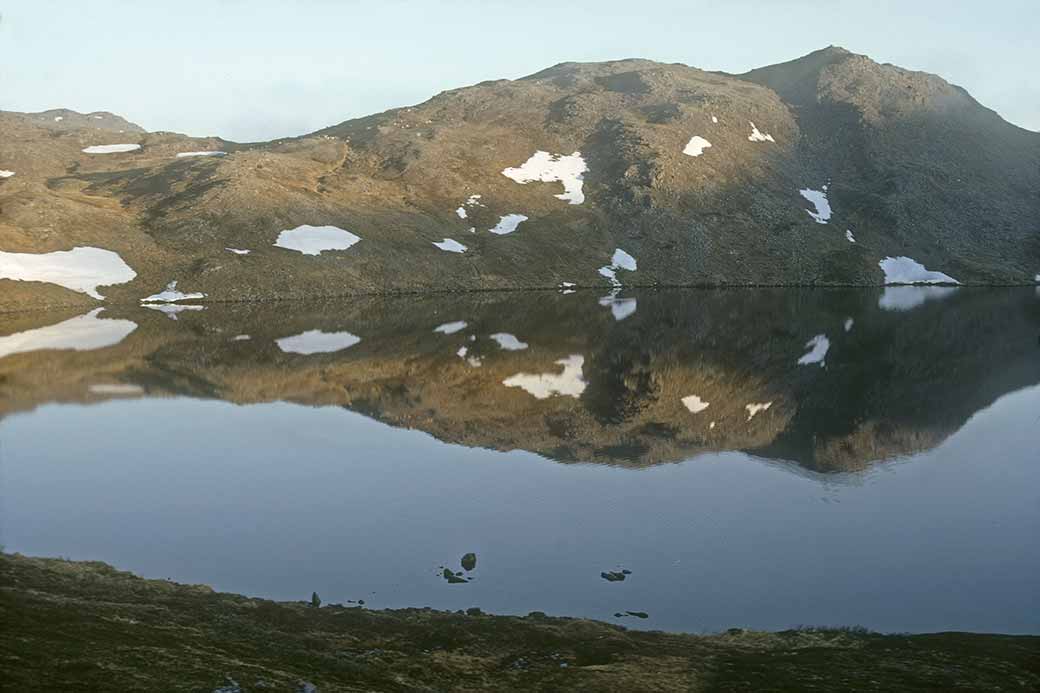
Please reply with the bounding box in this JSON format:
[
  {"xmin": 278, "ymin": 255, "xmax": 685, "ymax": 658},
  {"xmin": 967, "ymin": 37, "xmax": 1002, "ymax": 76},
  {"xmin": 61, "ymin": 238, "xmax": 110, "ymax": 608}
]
[{"xmin": 1, "ymin": 287, "xmax": 1038, "ymax": 635}]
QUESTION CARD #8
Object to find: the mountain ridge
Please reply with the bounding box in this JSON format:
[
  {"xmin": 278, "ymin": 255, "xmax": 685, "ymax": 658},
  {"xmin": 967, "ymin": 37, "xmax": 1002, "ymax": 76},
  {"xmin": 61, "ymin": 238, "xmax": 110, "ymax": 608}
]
[{"xmin": 1, "ymin": 47, "xmax": 1037, "ymax": 311}]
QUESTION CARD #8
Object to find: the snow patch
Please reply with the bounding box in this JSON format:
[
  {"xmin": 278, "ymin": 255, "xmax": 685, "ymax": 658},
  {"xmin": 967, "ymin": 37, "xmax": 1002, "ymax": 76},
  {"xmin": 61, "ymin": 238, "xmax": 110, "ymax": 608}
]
[
  {"xmin": 0, "ymin": 170, "xmax": 14, "ymax": 178},
  {"xmin": 747, "ymin": 122, "xmax": 775, "ymax": 143},
  {"xmin": 797, "ymin": 334, "xmax": 830, "ymax": 367},
  {"xmin": 844, "ymin": 318, "xmax": 854, "ymax": 332},
  {"xmin": 82, "ymin": 143, "xmax": 140, "ymax": 154},
  {"xmin": 879, "ymin": 256, "xmax": 959, "ymax": 285},
  {"xmin": 0, "ymin": 246, "xmax": 137, "ymax": 299},
  {"xmin": 433, "ymin": 238, "xmax": 467, "ymax": 253},
  {"xmin": 711, "ymin": 115, "xmax": 718, "ymax": 124},
  {"xmin": 176, "ymin": 151, "xmax": 226, "ymax": 158},
  {"xmin": 456, "ymin": 207, "xmax": 467, "ymax": 219},
  {"xmin": 225, "ymin": 248, "xmax": 251, "ymax": 255},
  {"xmin": 274, "ymin": 225, "xmax": 361, "ymax": 255},
  {"xmin": 683, "ymin": 136, "xmax": 712, "ymax": 157},
  {"xmin": 489, "ymin": 214, "xmax": 529, "ymax": 235},
  {"xmin": 846, "ymin": 229, "xmax": 856, "ymax": 243},
  {"xmin": 598, "ymin": 248, "xmax": 638, "ymax": 288},
  {"xmin": 277, "ymin": 329, "xmax": 360, "ymax": 355},
  {"xmin": 141, "ymin": 281, "xmax": 205, "ymax": 303},
  {"xmin": 434, "ymin": 321, "xmax": 467, "ymax": 335},
  {"xmin": 490, "ymin": 333, "xmax": 528, "ymax": 350},
  {"xmin": 54, "ymin": 116, "xmax": 63, "ymax": 122},
  {"xmin": 682, "ymin": 395, "xmax": 710, "ymax": 414},
  {"xmin": 799, "ymin": 188, "xmax": 832, "ymax": 224},
  {"xmin": 502, "ymin": 151, "xmax": 587, "ymax": 205},
  {"xmin": 745, "ymin": 402, "xmax": 773, "ymax": 421},
  {"xmin": 0, "ymin": 308, "xmax": 136, "ymax": 359},
  {"xmin": 232, "ymin": 334, "xmax": 251, "ymax": 341},
  {"xmin": 503, "ymin": 354, "xmax": 586, "ymax": 399}
]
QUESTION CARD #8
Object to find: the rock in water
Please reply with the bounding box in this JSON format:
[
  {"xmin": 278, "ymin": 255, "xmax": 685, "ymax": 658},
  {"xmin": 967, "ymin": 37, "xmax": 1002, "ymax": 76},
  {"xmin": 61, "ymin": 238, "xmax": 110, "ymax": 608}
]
[{"xmin": 461, "ymin": 552, "xmax": 477, "ymax": 572}]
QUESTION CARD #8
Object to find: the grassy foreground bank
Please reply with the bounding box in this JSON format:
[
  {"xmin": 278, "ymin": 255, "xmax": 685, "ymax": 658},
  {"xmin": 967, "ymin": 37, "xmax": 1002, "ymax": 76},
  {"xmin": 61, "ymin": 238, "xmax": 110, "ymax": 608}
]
[{"xmin": 1, "ymin": 553, "xmax": 1037, "ymax": 692}]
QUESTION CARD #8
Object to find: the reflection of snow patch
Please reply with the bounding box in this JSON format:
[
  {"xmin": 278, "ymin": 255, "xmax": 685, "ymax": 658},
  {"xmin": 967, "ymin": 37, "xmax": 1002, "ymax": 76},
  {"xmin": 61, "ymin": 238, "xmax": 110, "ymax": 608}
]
[
  {"xmin": 502, "ymin": 151, "xmax": 587, "ymax": 204},
  {"xmin": 490, "ymin": 333, "xmax": 528, "ymax": 350},
  {"xmin": 89, "ymin": 383, "xmax": 144, "ymax": 396},
  {"xmin": 489, "ymin": 214, "xmax": 529, "ymax": 235},
  {"xmin": 797, "ymin": 334, "xmax": 830, "ymax": 366},
  {"xmin": 748, "ymin": 122, "xmax": 775, "ymax": 143},
  {"xmin": 799, "ymin": 188, "xmax": 832, "ymax": 224},
  {"xmin": 599, "ymin": 293, "xmax": 637, "ymax": 321},
  {"xmin": 683, "ymin": 136, "xmax": 712, "ymax": 157},
  {"xmin": 0, "ymin": 246, "xmax": 137, "ymax": 299},
  {"xmin": 682, "ymin": 395, "xmax": 710, "ymax": 414},
  {"xmin": 745, "ymin": 401, "xmax": 773, "ymax": 421},
  {"xmin": 503, "ymin": 354, "xmax": 586, "ymax": 399},
  {"xmin": 433, "ymin": 238, "xmax": 467, "ymax": 253},
  {"xmin": 878, "ymin": 286, "xmax": 958, "ymax": 311},
  {"xmin": 0, "ymin": 309, "xmax": 136, "ymax": 359},
  {"xmin": 456, "ymin": 346, "xmax": 482, "ymax": 367},
  {"xmin": 879, "ymin": 256, "xmax": 958, "ymax": 285},
  {"xmin": 143, "ymin": 304, "xmax": 204, "ymax": 320},
  {"xmin": 844, "ymin": 318, "xmax": 854, "ymax": 332},
  {"xmin": 277, "ymin": 329, "xmax": 360, "ymax": 354},
  {"xmin": 274, "ymin": 225, "xmax": 361, "ymax": 255},
  {"xmin": 434, "ymin": 321, "xmax": 467, "ymax": 334}
]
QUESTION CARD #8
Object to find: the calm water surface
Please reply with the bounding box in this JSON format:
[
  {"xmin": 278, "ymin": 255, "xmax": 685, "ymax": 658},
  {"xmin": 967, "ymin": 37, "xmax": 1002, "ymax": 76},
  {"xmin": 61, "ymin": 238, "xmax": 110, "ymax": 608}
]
[{"xmin": 2, "ymin": 288, "xmax": 1038, "ymax": 634}]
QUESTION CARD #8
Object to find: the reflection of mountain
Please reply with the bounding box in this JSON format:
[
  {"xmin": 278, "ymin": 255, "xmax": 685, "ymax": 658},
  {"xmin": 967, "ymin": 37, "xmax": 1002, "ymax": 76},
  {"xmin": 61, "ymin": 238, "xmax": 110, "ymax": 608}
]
[{"xmin": 2, "ymin": 289, "xmax": 1037, "ymax": 473}]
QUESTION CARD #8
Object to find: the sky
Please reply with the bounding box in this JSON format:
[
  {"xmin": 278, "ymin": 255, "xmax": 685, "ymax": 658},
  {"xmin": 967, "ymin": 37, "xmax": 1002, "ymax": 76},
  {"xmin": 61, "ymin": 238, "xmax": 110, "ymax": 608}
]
[{"xmin": 2, "ymin": 1, "xmax": 1037, "ymax": 141}]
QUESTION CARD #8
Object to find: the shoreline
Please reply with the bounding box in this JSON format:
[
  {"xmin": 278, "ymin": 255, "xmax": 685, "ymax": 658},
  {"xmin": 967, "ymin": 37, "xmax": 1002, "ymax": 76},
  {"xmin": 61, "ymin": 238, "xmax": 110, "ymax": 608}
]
[{"xmin": 2, "ymin": 553, "xmax": 1037, "ymax": 691}]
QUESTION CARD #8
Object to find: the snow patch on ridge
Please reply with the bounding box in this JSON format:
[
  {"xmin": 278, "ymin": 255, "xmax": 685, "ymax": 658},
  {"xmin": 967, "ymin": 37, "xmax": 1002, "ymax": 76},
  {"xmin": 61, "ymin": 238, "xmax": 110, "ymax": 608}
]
[
  {"xmin": 502, "ymin": 151, "xmax": 587, "ymax": 205},
  {"xmin": 879, "ymin": 257, "xmax": 959, "ymax": 285},
  {"xmin": 799, "ymin": 188, "xmax": 832, "ymax": 224},
  {"xmin": 0, "ymin": 170, "xmax": 14, "ymax": 178},
  {"xmin": 0, "ymin": 246, "xmax": 137, "ymax": 299},
  {"xmin": 682, "ymin": 395, "xmax": 710, "ymax": 414},
  {"xmin": 433, "ymin": 238, "xmax": 467, "ymax": 253},
  {"xmin": 82, "ymin": 144, "xmax": 140, "ymax": 154},
  {"xmin": 683, "ymin": 136, "xmax": 712, "ymax": 157},
  {"xmin": 489, "ymin": 214, "xmax": 528, "ymax": 235},
  {"xmin": 176, "ymin": 151, "xmax": 226, "ymax": 158},
  {"xmin": 141, "ymin": 281, "xmax": 205, "ymax": 303},
  {"xmin": 748, "ymin": 122, "xmax": 775, "ymax": 143},
  {"xmin": 274, "ymin": 225, "xmax": 361, "ymax": 255}
]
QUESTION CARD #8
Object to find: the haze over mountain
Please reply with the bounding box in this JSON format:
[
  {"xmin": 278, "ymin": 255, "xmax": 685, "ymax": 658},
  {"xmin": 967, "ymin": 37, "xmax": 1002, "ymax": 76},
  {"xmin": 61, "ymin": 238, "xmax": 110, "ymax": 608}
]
[{"xmin": 1, "ymin": 47, "xmax": 1038, "ymax": 311}]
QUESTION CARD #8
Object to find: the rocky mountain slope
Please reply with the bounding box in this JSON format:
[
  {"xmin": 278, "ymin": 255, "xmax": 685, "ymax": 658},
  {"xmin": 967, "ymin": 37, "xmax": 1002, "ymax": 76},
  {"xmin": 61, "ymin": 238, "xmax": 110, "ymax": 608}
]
[{"xmin": 1, "ymin": 47, "xmax": 1037, "ymax": 310}]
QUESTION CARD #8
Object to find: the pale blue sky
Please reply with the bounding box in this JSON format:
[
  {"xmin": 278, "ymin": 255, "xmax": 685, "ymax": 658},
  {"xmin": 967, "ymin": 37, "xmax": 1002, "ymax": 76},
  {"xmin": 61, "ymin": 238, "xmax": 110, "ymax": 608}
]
[{"xmin": 2, "ymin": 1, "xmax": 1037, "ymax": 141}]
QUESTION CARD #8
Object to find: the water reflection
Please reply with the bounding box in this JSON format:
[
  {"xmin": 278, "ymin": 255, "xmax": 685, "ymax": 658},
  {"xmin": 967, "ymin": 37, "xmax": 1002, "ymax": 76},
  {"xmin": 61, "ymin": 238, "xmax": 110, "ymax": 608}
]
[{"xmin": 2, "ymin": 288, "xmax": 1038, "ymax": 474}]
